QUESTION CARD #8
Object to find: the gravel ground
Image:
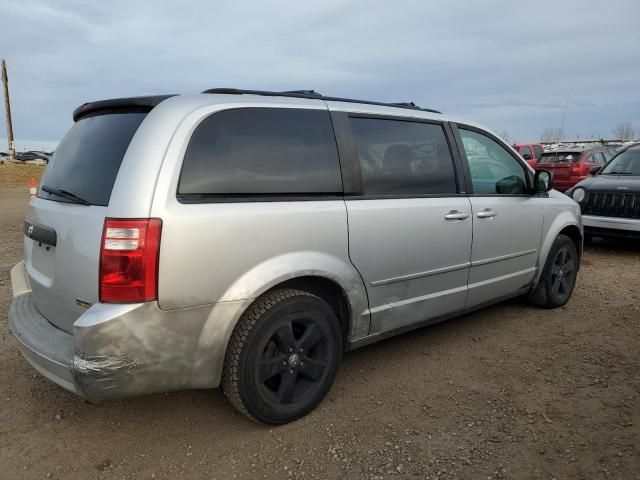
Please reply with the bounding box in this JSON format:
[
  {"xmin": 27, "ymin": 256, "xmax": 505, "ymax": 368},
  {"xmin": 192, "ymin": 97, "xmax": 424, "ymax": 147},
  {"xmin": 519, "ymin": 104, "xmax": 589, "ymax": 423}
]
[{"xmin": 0, "ymin": 187, "xmax": 638, "ymax": 480}]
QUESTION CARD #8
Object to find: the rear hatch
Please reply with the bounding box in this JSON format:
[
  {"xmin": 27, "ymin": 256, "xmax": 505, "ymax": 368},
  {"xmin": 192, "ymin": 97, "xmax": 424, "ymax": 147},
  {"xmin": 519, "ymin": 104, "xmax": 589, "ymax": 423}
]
[
  {"xmin": 537, "ymin": 151, "xmax": 583, "ymax": 182},
  {"xmin": 25, "ymin": 111, "xmax": 148, "ymax": 333}
]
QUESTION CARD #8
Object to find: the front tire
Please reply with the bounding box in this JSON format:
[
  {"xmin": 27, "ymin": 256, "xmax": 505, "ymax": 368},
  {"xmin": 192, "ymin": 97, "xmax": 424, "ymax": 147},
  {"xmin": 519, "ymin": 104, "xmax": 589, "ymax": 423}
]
[
  {"xmin": 222, "ymin": 289, "xmax": 342, "ymax": 424},
  {"xmin": 529, "ymin": 234, "xmax": 579, "ymax": 308}
]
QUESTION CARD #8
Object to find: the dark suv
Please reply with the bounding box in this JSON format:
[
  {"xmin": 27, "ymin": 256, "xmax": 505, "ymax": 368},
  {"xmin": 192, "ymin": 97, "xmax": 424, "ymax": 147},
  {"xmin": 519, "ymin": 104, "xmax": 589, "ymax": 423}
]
[{"xmin": 567, "ymin": 144, "xmax": 640, "ymax": 240}]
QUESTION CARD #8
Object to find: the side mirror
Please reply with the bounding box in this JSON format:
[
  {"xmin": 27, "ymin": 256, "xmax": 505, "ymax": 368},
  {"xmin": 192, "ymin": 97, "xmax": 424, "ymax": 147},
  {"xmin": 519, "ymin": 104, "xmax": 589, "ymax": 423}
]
[
  {"xmin": 533, "ymin": 169, "xmax": 553, "ymax": 193},
  {"xmin": 522, "ymin": 153, "xmax": 532, "ymax": 160},
  {"xmin": 589, "ymin": 165, "xmax": 602, "ymax": 176}
]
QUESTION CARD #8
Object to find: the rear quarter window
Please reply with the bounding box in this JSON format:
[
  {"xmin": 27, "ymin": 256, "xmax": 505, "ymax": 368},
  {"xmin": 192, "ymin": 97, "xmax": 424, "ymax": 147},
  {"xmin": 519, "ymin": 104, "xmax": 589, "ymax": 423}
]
[
  {"xmin": 178, "ymin": 108, "xmax": 342, "ymax": 197},
  {"xmin": 38, "ymin": 113, "xmax": 146, "ymax": 206}
]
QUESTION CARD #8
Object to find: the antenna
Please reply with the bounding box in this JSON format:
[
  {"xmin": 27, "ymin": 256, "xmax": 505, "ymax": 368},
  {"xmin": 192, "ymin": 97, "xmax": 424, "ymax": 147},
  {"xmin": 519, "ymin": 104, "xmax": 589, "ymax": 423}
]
[{"xmin": 559, "ymin": 93, "xmax": 570, "ymax": 141}]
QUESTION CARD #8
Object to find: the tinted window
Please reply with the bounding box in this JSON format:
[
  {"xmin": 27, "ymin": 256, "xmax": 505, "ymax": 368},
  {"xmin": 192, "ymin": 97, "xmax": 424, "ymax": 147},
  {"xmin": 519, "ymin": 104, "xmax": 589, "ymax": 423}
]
[
  {"xmin": 38, "ymin": 113, "xmax": 146, "ymax": 206},
  {"xmin": 459, "ymin": 128, "xmax": 528, "ymax": 194},
  {"xmin": 533, "ymin": 145, "xmax": 543, "ymax": 159},
  {"xmin": 539, "ymin": 152, "xmax": 582, "ymax": 164},
  {"xmin": 179, "ymin": 108, "xmax": 342, "ymax": 195},
  {"xmin": 349, "ymin": 117, "xmax": 457, "ymax": 195},
  {"xmin": 601, "ymin": 149, "xmax": 640, "ymax": 175}
]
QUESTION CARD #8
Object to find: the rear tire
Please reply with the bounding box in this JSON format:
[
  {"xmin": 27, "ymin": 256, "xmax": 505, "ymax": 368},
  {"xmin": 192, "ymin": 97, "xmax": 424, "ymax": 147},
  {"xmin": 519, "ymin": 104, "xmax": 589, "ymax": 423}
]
[
  {"xmin": 222, "ymin": 289, "xmax": 342, "ymax": 424},
  {"xmin": 529, "ymin": 234, "xmax": 578, "ymax": 308}
]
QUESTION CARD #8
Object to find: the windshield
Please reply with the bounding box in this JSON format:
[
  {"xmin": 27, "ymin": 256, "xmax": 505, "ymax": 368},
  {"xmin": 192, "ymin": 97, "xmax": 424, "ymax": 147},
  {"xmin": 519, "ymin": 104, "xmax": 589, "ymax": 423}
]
[
  {"xmin": 539, "ymin": 152, "xmax": 582, "ymax": 164},
  {"xmin": 38, "ymin": 112, "xmax": 147, "ymax": 206},
  {"xmin": 600, "ymin": 149, "xmax": 640, "ymax": 175}
]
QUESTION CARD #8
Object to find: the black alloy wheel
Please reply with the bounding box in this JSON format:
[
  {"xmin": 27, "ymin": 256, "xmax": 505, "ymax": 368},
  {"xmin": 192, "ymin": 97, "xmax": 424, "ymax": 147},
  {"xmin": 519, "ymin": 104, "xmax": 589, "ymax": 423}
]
[
  {"xmin": 549, "ymin": 245, "xmax": 577, "ymax": 304},
  {"xmin": 529, "ymin": 234, "xmax": 579, "ymax": 308},
  {"xmin": 222, "ymin": 289, "xmax": 342, "ymax": 424}
]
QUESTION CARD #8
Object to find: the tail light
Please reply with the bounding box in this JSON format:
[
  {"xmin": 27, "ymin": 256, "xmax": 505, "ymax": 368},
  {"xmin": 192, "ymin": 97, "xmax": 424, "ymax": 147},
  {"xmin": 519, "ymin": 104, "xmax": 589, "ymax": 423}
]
[
  {"xmin": 99, "ymin": 218, "xmax": 162, "ymax": 303},
  {"xmin": 570, "ymin": 162, "xmax": 589, "ymax": 177}
]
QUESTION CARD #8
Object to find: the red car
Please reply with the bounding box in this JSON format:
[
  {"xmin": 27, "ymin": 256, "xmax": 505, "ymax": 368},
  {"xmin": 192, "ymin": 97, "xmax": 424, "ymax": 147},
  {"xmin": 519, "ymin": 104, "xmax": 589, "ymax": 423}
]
[
  {"xmin": 535, "ymin": 147, "xmax": 614, "ymax": 192},
  {"xmin": 512, "ymin": 143, "xmax": 544, "ymax": 168}
]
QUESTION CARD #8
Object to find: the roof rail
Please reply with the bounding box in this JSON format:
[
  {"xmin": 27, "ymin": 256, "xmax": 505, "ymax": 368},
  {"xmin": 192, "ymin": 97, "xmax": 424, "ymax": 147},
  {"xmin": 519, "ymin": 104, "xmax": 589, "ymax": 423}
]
[{"xmin": 201, "ymin": 88, "xmax": 441, "ymax": 114}]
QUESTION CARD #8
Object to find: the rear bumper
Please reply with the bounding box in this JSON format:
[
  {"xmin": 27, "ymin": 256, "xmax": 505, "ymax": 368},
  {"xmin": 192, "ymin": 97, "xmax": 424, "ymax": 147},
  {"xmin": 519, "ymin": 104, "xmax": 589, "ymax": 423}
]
[
  {"xmin": 583, "ymin": 215, "xmax": 640, "ymax": 237},
  {"xmin": 9, "ymin": 289, "xmax": 77, "ymax": 393},
  {"xmin": 8, "ymin": 261, "xmax": 235, "ymax": 402}
]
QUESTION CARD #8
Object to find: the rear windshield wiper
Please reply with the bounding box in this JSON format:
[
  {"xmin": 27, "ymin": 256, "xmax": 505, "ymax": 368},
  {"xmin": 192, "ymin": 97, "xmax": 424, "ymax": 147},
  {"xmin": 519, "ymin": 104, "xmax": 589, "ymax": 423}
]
[{"xmin": 41, "ymin": 185, "xmax": 91, "ymax": 205}]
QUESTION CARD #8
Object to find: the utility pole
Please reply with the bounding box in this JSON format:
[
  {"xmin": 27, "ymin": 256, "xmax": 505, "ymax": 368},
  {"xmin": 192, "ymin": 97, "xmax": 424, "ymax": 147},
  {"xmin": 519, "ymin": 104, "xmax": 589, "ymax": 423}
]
[{"xmin": 2, "ymin": 59, "xmax": 16, "ymax": 162}]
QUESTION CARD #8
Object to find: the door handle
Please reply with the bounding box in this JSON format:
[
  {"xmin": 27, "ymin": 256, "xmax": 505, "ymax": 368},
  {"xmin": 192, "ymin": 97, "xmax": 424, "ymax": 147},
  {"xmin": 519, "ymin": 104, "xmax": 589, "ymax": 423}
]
[
  {"xmin": 444, "ymin": 210, "xmax": 470, "ymax": 220},
  {"xmin": 476, "ymin": 208, "xmax": 497, "ymax": 218}
]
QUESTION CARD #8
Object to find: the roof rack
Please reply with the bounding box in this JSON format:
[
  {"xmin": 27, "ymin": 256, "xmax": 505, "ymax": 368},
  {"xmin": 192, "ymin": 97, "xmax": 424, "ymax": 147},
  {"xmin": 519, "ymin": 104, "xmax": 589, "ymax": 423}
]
[{"xmin": 201, "ymin": 88, "xmax": 441, "ymax": 114}]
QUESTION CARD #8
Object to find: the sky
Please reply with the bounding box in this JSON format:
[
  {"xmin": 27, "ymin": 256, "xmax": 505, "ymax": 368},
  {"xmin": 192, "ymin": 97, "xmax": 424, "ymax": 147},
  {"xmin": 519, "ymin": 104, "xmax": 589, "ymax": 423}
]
[{"xmin": 1, "ymin": 0, "xmax": 639, "ymax": 151}]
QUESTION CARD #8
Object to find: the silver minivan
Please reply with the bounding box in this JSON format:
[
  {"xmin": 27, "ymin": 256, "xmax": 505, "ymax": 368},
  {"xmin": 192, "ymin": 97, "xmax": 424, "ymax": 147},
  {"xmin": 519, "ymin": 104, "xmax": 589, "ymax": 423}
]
[{"xmin": 9, "ymin": 89, "xmax": 582, "ymax": 424}]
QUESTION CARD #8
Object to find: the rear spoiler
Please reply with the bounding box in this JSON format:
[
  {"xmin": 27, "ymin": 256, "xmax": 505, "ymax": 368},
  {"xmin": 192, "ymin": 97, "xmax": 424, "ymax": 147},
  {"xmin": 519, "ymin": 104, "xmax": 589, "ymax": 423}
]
[{"xmin": 72, "ymin": 95, "xmax": 176, "ymax": 122}]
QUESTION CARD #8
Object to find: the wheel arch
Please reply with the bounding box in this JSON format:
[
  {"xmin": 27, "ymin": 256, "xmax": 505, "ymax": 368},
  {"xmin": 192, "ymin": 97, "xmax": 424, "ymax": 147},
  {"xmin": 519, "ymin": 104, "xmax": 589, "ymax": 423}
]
[
  {"xmin": 192, "ymin": 252, "xmax": 370, "ymax": 388},
  {"xmin": 265, "ymin": 276, "xmax": 352, "ymax": 346},
  {"xmin": 559, "ymin": 224, "xmax": 583, "ymax": 260},
  {"xmin": 533, "ymin": 212, "xmax": 583, "ymax": 286}
]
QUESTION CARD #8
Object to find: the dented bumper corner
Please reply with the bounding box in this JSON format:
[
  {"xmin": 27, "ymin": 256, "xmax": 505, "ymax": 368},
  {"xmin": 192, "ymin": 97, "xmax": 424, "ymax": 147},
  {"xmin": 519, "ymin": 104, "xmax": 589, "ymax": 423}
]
[
  {"xmin": 72, "ymin": 353, "xmax": 139, "ymax": 401},
  {"xmin": 9, "ymin": 262, "xmax": 216, "ymax": 402},
  {"xmin": 9, "ymin": 291, "xmax": 213, "ymax": 402}
]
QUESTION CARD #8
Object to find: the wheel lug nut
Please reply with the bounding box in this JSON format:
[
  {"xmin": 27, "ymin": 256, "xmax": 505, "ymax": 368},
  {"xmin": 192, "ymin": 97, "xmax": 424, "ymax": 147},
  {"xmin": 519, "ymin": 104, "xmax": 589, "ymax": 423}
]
[
  {"xmin": 289, "ymin": 369, "xmax": 294, "ymax": 374},
  {"xmin": 300, "ymin": 361, "xmax": 304, "ymax": 367},
  {"xmin": 281, "ymin": 360, "xmax": 287, "ymax": 366},
  {"xmin": 288, "ymin": 347, "xmax": 293, "ymax": 353}
]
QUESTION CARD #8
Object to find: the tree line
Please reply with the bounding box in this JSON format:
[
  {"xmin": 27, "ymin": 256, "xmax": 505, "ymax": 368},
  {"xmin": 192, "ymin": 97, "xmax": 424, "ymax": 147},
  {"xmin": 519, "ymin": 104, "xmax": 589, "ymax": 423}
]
[
  {"xmin": 500, "ymin": 122, "xmax": 637, "ymax": 144},
  {"xmin": 540, "ymin": 122, "xmax": 636, "ymax": 143}
]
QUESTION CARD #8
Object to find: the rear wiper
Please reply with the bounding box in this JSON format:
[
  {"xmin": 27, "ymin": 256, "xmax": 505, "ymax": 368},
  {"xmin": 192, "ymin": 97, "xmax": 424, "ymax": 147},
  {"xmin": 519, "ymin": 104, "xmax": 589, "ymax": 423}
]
[{"xmin": 41, "ymin": 185, "xmax": 91, "ymax": 205}]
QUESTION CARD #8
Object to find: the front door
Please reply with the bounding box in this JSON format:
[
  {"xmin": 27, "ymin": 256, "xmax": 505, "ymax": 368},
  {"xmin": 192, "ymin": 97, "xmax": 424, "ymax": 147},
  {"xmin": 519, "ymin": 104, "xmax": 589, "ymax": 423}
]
[
  {"xmin": 456, "ymin": 126, "xmax": 544, "ymax": 307},
  {"xmin": 343, "ymin": 115, "xmax": 472, "ymax": 334}
]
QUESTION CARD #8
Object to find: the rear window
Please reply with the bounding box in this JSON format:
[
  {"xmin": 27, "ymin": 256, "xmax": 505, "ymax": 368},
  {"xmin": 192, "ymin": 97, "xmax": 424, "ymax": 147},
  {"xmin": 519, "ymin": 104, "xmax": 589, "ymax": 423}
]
[
  {"xmin": 178, "ymin": 108, "xmax": 342, "ymax": 197},
  {"xmin": 38, "ymin": 113, "xmax": 146, "ymax": 206},
  {"xmin": 539, "ymin": 152, "xmax": 583, "ymax": 164}
]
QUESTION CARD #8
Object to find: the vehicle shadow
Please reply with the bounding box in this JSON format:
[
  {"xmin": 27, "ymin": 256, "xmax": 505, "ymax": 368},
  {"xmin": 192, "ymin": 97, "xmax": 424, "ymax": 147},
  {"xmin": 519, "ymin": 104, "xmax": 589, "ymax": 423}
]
[
  {"xmin": 584, "ymin": 236, "xmax": 640, "ymax": 254},
  {"xmin": 58, "ymin": 294, "xmax": 534, "ymax": 433}
]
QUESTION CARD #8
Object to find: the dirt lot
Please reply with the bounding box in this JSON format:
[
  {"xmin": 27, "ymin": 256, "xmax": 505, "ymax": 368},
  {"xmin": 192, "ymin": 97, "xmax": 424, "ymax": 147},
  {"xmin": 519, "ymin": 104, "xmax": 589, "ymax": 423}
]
[
  {"xmin": 0, "ymin": 163, "xmax": 45, "ymax": 188},
  {"xmin": 0, "ymin": 187, "xmax": 638, "ymax": 480}
]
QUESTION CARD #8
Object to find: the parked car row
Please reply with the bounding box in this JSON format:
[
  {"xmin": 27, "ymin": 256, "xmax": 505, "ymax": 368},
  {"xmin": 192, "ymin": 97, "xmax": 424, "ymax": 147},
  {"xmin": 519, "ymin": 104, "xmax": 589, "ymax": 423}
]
[
  {"xmin": 0, "ymin": 151, "xmax": 53, "ymax": 162},
  {"xmin": 509, "ymin": 139, "xmax": 639, "ymax": 240},
  {"xmin": 17, "ymin": 151, "xmax": 52, "ymax": 162},
  {"xmin": 536, "ymin": 146, "xmax": 616, "ymax": 192},
  {"xmin": 510, "ymin": 141, "xmax": 622, "ymax": 193},
  {"xmin": 565, "ymin": 143, "xmax": 640, "ymax": 241}
]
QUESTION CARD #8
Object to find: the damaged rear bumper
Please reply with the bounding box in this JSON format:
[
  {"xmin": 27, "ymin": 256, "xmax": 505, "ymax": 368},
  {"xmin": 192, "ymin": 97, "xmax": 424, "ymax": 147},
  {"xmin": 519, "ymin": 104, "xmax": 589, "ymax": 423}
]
[
  {"xmin": 8, "ymin": 261, "xmax": 217, "ymax": 402},
  {"xmin": 9, "ymin": 291, "xmax": 147, "ymax": 402}
]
